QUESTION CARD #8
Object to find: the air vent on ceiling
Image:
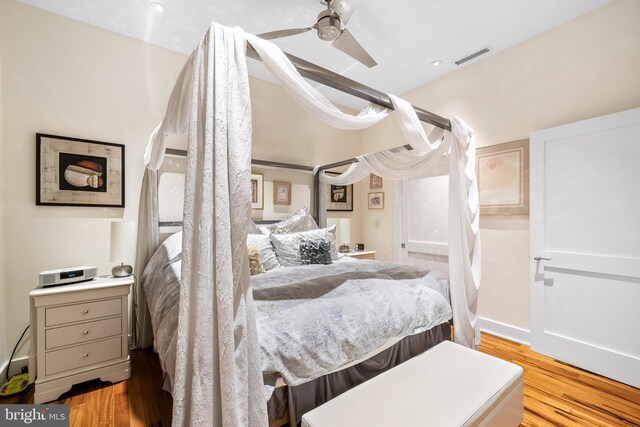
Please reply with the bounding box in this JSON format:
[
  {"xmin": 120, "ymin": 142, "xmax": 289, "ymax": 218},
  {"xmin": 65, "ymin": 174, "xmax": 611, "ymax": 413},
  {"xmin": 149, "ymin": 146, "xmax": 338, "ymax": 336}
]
[{"xmin": 454, "ymin": 46, "xmax": 492, "ymax": 66}]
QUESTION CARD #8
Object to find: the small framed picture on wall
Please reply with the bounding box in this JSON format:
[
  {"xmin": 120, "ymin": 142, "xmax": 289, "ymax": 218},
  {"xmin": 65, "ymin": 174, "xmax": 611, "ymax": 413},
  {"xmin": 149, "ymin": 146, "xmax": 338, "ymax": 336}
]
[
  {"xmin": 370, "ymin": 173, "xmax": 383, "ymax": 189},
  {"xmin": 273, "ymin": 181, "xmax": 292, "ymax": 205},
  {"xmin": 368, "ymin": 192, "xmax": 384, "ymax": 209},
  {"xmin": 326, "ymin": 184, "xmax": 353, "ymax": 212},
  {"xmin": 251, "ymin": 173, "xmax": 264, "ymax": 209}
]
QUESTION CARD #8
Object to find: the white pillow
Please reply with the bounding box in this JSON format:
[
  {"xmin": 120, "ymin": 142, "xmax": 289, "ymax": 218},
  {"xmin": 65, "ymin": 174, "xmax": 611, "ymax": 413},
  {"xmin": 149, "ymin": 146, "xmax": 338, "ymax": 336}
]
[
  {"xmin": 270, "ymin": 225, "xmax": 338, "ymax": 267},
  {"xmin": 265, "ymin": 207, "xmax": 319, "ymax": 235},
  {"xmin": 247, "ymin": 234, "xmax": 281, "ymax": 271}
]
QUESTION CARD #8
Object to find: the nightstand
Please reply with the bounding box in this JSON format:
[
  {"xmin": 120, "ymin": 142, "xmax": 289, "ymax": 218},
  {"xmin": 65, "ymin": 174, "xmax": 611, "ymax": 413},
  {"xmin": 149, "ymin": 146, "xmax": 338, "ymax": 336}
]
[
  {"xmin": 343, "ymin": 250, "xmax": 376, "ymax": 260},
  {"xmin": 28, "ymin": 276, "xmax": 132, "ymax": 404}
]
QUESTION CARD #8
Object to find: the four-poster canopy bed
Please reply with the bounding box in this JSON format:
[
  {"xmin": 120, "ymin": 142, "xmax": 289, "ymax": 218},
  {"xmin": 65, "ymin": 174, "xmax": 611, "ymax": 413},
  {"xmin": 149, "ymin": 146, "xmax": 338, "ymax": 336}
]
[{"xmin": 135, "ymin": 23, "xmax": 480, "ymax": 427}]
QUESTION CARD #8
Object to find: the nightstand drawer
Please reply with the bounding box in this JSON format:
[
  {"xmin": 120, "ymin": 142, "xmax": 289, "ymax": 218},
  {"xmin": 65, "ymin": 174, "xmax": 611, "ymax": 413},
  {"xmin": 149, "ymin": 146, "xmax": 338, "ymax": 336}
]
[
  {"xmin": 45, "ymin": 317, "xmax": 122, "ymax": 350},
  {"xmin": 45, "ymin": 298, "xmax": 121, "ymax": 326},
  {"xmin": 45, "ymin": 336, "xmax": 122, "ymax": 376}
]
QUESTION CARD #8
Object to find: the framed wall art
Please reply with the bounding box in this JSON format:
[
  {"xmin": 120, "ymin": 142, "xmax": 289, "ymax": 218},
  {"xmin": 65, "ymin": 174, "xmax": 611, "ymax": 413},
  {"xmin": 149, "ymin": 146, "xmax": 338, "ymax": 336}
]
[
  {"xmin": 273, "ymin": 181, "xmax": 291, "ymax": 205},
  {"xmin": 368, "ymin": 192, "xmax": 384, "ymax": 209},
  {"xmin": 251, "ymin": 173, "xmax": 264, "ymax": 209},
  {"xmin": 326, "ymin": 183, "xmax": 353, "ymax": 212},
  {"xmin": 36, "ymin": 133, "xmax": 125, "ymax": 207},
  {"xmin": 476, "ymin": 139, "xmax": 529, "ymax": 215},
  {"xmin": 370, "ymin": 173, "xmax": 383, "ymax": 189}
]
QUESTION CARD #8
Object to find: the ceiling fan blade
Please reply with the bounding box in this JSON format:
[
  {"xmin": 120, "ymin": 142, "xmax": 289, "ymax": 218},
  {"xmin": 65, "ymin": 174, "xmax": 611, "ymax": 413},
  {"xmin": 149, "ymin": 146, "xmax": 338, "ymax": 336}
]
[
  {"xmin": 257, "ymin": 27, "xmax": 312, "ymax": 40},
  {"xmin": 330, "ymin": 0, "xmax": 361, "ymax": 25},
  {"xmin": 331, "ymin": 28, "xmax": 377, "ymax": 68}
]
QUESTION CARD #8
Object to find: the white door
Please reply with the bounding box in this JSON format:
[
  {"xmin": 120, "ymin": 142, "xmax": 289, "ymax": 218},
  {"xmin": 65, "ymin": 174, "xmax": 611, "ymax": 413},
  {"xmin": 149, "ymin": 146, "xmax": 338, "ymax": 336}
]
[
  {"xmin": 394, "ymin": 158, "xmax": 449, "ymax": 274},
  {"xmin": 530, "ymin": 108, "xmax": 640, "ymax": 388}
]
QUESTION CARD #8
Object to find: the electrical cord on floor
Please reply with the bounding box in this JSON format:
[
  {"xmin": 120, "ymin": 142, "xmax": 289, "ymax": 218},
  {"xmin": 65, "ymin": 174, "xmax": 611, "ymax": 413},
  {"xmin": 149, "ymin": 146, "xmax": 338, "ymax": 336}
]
[{"xmin": 5, "ymin": 325, "xmax": 30, "ymax": 381}]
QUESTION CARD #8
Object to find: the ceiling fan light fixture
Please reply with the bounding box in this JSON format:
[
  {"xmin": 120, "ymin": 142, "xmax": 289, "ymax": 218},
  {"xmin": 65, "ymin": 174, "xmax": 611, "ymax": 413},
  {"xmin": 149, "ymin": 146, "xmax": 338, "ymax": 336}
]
[
  {"xmin": 317, "ymin": 10, "xmax": 341, "ymax": 41},
  {"xmin": 149, "ymin": 2, "xmax": 166, "ymax": 13}
]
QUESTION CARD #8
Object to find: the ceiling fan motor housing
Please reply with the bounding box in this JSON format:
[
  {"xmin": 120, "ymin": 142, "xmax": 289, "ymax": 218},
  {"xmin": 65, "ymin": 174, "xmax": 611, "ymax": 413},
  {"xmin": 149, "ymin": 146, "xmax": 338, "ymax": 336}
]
[{"xmin": 316, "ymin": 9, "xmax": 341, "ymax": 41}]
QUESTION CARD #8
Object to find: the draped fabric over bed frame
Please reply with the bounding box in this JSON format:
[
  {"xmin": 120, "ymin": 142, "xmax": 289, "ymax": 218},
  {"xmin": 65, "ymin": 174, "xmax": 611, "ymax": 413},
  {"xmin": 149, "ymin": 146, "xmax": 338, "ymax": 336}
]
[
  {"xmin": 136, "ymin": 22, "xmax": 480, "ymax": 427},
  {"xmin": 316, "ymin": 103, "xmax": 481, "ymax": 348}
]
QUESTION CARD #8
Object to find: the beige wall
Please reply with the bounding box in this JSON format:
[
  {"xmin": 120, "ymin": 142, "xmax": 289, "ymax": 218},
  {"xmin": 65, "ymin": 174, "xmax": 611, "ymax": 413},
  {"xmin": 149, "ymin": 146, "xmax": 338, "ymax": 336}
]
[
  {"xmin": 360, "ymin": 0, "xmax": 640, "ymax": 330},
  {"xmin": 0, "ymin": 0, "xmax": 186, "ymax": 362},
  {"xmin": 0, "ymin": 0, "xmax": 363, "ymax": 365}
]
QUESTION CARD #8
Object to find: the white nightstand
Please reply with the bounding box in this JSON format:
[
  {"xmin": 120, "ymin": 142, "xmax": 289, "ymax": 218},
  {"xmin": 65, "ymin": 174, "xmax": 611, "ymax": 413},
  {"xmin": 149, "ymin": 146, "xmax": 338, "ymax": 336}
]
[
  {"xmin": 343, "ymin": 250, "xmax": 376, "ymax": 260},
  {"xmin": 28, "ymin": 276, "xmax": 132, "ymax": 404}
]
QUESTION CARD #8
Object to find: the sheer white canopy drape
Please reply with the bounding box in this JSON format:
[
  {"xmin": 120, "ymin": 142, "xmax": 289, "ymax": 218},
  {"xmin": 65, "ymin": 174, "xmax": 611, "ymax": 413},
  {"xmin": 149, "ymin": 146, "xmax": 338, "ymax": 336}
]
[
  {"xmin": 138, "ymin": 21, "xmax": 480, "ymax": 427},
  {"xmin": 316, "ymin": 113, "xmax": 481, "ymax": 348}
]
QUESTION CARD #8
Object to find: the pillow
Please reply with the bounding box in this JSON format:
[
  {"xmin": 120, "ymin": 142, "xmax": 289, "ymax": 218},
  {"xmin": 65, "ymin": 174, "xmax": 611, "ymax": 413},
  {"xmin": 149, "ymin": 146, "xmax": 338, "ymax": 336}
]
[
  {"xmin": 159, "ymin": 231, "xmax": 183, "ymax": 263},
  {"xmin": 247, "ymin": 244, "xmax": 266, "ymax": 275},
  {"xmin": 247, "ymin": 234, "xmax": 281, "ymax": 271},
  {"xmin": 266, "ymin": 207, "xmax": 319, "ymax": 235},
  {"xmin": 270, "ymin": 225, "xmax": 338, "ymax": 267},
  {"xmin": 300, "ymin": 239, "xmax": 332, "ymax": 265},
  {"xmin": 248, "ymin": 220, "xmax": 262, "ymax": 235}
]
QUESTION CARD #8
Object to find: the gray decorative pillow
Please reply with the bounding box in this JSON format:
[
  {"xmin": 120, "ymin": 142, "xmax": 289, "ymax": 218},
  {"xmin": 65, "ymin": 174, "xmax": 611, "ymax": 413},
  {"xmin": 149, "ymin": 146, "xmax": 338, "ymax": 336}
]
[
  {"xmin": 266, "ymin": 207, "xmax": 319, "ymax": 235},
  {"xmin": 299, "ymin": 239, "xmax": 332, "ymax": 265},
  {"xmin": 270, "ymin": 225, "xmax": 338, "ymax": 267},
  {"xmin": 247, "ymin": 234, "xmax": 281, "ymax": 271}
]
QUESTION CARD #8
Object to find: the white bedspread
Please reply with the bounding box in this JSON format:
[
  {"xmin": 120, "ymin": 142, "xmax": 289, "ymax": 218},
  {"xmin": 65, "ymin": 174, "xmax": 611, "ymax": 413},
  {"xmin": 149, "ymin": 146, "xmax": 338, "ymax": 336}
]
[{"xmin": 141, "ymin": 236, "xmax": 452, "ymax": 400}]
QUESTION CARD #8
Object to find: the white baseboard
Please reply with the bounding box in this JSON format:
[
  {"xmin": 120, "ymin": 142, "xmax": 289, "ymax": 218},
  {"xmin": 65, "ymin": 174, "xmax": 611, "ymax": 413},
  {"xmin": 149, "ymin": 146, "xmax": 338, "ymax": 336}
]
[
  {"xmin": 479, "ymin": 317, "xmax": 530, "ymax": 345},
  {"xmin": 0, "ymin": 356, "xmax": 30, "ymax": 382}
]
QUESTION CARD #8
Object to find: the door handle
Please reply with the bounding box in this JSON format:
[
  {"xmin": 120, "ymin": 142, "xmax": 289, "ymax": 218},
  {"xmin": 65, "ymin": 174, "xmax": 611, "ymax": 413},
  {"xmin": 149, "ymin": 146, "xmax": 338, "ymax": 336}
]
[{"xmin": 533, "ymin": 256, "xmax": 552, "ymax": 261}]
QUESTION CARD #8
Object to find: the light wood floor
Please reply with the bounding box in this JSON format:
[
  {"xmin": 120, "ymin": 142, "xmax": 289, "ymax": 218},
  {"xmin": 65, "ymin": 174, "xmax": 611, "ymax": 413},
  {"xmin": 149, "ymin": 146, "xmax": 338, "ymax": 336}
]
[
  {"xmin": 480, "ymin": 334, "xmax": 640, "ymax": 427},
  {"xmin": 2, "ymin": 333, "xmax": 638, "ymax": 426}
]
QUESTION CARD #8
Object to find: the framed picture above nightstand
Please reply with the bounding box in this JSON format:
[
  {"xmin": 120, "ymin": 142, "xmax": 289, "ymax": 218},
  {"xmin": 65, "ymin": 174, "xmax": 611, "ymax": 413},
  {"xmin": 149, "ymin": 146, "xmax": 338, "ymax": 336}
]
[{"xmin": 28, "ymin": 276, "xmax": 133, "ymax": 404}]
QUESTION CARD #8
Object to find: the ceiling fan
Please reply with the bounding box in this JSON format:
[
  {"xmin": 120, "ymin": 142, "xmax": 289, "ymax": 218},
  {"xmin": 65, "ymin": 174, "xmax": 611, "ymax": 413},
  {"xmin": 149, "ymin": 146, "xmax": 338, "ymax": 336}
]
[{"xmin": 257, "ymin": 0, "xmax": 377, "ymax": 68}]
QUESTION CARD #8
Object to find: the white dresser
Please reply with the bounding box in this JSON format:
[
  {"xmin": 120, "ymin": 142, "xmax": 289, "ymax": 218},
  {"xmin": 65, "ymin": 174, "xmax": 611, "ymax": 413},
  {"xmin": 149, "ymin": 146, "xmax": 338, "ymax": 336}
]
[{"xmin": 28, "ymin": 276, "xmax": 132, "ymax": 404}]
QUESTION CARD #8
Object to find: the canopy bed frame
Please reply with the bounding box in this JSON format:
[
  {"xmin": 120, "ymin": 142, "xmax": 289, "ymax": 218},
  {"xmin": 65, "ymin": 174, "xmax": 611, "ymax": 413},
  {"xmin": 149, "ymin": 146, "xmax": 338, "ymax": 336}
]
[
  {"xmin": 159, "ymin": 148, "xmax": 317, "ymax": 228},
  {"xmin": 246, "ymin": 45, "xmax": 452, "ymax": 131},
  {"xmin": 137, "ymin": 23, "xmax": 479, "ymax": 427}
]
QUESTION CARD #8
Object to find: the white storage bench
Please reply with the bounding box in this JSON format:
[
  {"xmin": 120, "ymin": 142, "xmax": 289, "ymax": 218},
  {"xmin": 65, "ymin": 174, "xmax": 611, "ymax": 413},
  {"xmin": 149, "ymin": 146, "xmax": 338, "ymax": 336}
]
[{"xmin": 301, "ymin": 340, "xmax": 524, "ymax": 427}]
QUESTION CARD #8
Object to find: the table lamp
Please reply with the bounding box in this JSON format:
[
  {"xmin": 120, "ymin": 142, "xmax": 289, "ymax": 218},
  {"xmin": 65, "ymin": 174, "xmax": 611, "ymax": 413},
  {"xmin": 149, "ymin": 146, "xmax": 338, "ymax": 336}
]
[
  {"xmin": 110, "ymin": 221, "xmax": 135, "ymax": 277},
  {"xmin": 328, "ymin": 218, "xmax": 351, "ymax": 253}
]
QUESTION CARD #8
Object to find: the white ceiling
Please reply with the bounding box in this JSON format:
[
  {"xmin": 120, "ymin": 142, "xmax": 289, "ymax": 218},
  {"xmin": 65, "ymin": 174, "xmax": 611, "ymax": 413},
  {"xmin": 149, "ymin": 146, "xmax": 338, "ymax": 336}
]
[{"xmin": 19, "ymin": 0, "xmax": 612, "ymax": 109}]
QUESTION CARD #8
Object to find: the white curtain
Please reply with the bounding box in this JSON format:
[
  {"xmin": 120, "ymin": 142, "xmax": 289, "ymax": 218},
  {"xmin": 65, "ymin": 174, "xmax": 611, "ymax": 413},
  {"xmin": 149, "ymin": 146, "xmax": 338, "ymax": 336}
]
[
  {"xmin": 140, "ymin": 21, "xmax": 480, "ymax": 426},
  {"xmin": 143, "ymin": 24, "xmax": 267, "ymax": 427},
  {"xmin": 245, "ymin": 33, "xmax": 391, "ymax": 130},
  {"xmin": 316, "ymin": 109, "xmax": 481, "ymax": 348},
  {"xmin": 133, "ymin": 168, "xmax": 159, "ymax": 348},
  {"xmin": 446, "ymin": 117, "xmax": 481, "ymax": 349}
]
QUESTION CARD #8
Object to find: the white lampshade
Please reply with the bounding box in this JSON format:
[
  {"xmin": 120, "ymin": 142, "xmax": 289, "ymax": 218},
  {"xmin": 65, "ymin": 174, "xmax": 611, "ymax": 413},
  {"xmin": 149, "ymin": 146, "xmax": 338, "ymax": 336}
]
[
  {"xmin": 328, "ymin": 218, "xmax": 351, "ymax": 245},
  {"xmin": 110, "ymin": 221, "xmax": 136, "ymax": 263}
]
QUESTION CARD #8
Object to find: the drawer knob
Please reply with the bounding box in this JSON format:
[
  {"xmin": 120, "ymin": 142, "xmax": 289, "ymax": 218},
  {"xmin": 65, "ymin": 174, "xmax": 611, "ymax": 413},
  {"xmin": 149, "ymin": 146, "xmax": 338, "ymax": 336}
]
[
  {"xmin": 82, "ymin": 330, "xmax": 89, "ymax": 335},
  {"xmin": 82, "ymin": 310, "xmax": 89, "ymax": 314},
  {"xmin": 82, "ymin": 353, "xmax": 89, "ymax": 358}
]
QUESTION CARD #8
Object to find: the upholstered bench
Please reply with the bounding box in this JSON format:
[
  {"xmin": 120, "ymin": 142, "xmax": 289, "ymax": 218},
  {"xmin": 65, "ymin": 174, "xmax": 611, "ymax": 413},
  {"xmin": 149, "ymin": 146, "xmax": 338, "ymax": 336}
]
[{"xmin": 301, "ymin": 340, "xmax": 524, "ymax": 427}]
